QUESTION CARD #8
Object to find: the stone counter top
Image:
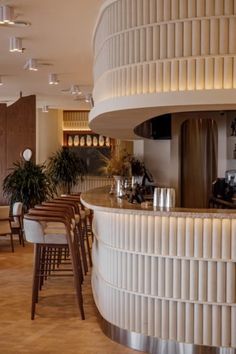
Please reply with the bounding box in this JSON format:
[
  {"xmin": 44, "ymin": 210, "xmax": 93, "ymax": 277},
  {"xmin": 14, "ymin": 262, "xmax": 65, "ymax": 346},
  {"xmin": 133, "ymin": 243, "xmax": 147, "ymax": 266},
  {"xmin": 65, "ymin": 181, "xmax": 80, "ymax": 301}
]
[{"xmin": 81, "ymin": 186, "xmax": 236, "ymax": 219}]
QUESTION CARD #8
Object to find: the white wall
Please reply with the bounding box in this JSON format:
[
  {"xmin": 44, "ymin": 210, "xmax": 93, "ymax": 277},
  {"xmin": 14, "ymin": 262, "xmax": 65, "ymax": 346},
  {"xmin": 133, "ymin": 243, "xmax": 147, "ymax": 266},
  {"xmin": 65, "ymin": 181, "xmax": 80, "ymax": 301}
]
[{"xmin": 36, "ymin": 109, "xmax": 63, "ymax": 164}]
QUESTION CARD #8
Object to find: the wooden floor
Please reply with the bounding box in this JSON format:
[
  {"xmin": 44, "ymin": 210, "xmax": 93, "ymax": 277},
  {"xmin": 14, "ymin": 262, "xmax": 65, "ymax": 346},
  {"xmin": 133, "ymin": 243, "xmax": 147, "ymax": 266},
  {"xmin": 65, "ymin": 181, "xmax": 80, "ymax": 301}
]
[{"xmin": 0, "ymin": 239, "xmax": 142, "ymax": 354}]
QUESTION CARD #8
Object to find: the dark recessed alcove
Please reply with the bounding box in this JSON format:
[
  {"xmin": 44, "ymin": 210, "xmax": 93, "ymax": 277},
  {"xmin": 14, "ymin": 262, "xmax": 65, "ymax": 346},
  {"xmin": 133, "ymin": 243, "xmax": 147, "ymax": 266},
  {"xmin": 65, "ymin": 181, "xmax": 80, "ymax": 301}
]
[{"xmin": 134, "ymin": 114, "xmax": 172, "ymax": 140}]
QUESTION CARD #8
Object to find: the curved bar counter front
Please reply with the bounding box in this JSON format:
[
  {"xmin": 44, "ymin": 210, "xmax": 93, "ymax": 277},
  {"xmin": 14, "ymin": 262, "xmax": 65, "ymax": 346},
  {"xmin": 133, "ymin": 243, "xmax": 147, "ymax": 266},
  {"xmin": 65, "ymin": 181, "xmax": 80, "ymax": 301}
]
[{"xmin": 81, "ymin": 187, "xmax": 236, "ymax": 354}]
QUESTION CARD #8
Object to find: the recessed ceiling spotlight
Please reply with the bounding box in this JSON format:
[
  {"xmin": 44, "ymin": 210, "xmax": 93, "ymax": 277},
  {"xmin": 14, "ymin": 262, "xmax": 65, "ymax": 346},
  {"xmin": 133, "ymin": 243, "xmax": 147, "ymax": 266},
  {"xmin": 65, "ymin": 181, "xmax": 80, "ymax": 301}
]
[
  {"xmin": 0, "ymin": 76, "xmax": 3, "ymax": 86},
  {"xmin": 23, "ymin": 58, "xmax": 38, "ymax": 71},
  {"xmin": 42, "ymin": 105, "xmax": 49, "ymax": 113},
  {"xmin": 0, "ymin": 5, "xmax": 30, "ymax": 27},
  {"xmin": 9, "ymin": 37, "xmax": 23, "ymax": 52},
  {"xmin": 49, "ymin": 73, "xmax": 59, "ymax": 85}
]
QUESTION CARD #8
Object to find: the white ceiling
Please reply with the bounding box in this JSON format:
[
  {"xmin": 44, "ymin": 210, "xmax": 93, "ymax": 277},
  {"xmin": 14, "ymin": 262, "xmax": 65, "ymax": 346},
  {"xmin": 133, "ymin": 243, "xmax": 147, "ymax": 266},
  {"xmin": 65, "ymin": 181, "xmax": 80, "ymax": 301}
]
[{"xmin": 0, "ymin": 0, "xmax": 104, "ymax": 110}]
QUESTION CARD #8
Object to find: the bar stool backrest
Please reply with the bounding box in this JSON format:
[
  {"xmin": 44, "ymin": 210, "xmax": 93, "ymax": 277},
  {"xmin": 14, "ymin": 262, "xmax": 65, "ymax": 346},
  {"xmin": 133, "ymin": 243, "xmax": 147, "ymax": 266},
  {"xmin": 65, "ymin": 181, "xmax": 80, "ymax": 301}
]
[
  {"xmin": 12, "ymin": 202, "xmax": 23, "ymax": 223},
  {"xmin": 23, "ymin": 219, "xmax": 45, "ymax": 243}
]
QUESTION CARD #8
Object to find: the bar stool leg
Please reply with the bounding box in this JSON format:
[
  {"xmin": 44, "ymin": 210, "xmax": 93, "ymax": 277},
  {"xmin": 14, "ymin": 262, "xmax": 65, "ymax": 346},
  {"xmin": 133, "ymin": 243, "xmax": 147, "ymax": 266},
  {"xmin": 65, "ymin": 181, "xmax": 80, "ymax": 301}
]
[{"xmin": 31, "ymin": 244, "xmax": 41, "ymax": 320}]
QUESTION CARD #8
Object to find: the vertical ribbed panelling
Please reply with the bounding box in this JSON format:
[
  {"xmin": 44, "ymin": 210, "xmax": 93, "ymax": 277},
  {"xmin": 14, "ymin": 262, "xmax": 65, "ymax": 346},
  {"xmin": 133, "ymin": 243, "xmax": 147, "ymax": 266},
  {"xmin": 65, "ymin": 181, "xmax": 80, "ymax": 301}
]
[
  {"xmin": 185, "ymin": 303, "xmax": 194, "ymax": 342},
  {"xmin": 171, "ymin": 60, "xmax": 179, "ymax": 91},
  {"xmin": 137, "ymin": 0, "xmax": 143, "ymax": 26},
  {"xmin": 149, "ymin": 62, "xmax": 156, "ymax": 92},
  {"xmin": 146, "ymin": 27, "xmax": 153, "ymax": 61},
  {"xmin": 210, "ymin": 18, "xmax": 219, "ymax": 54},
  {"xmin": 214, "ymin": 57, "xmax": 223, "ymax": 89},
  {"xmin": 156, "ymin": 0, "xmax": 163, "ymax": 22},
  {"xmin": 225, "ymin": 0, "xmax": 234, "ymax": 14},
  {"xmin": 160, "ymin": 24, "xmax": 167, "ymax": 59},
  {"xmin": 179, "ymin": 0, "xmax": 188, "ymax": 18},
  {"xmin": 232, "ymin": 219, "xmax": 236, "ymax": 260},
  {"xmin": 156, "ymin": 61, "xmax": 163, "ymax": 91},
  {"xmin": 150, "ymin": 0, "xmax": 157, "ymax": 24},
  {"xmin": 154, "ymin": 299, "xmax": 162, "ymax": 337},
  {"xmin": 203, "ymin": 218, "xmax": 212, "ymax": 258},
  {"xmin": 222, "ymin": 306, "xmax": 231, "ymax": 347},
  {"xmin": 212, "ymin": 305, "xmax": 221, "ymax": 346},
  {"xmin": 173, "ymin": 259, "xmax": 181, "ymax": 298},
  {"xmin": 187, "ymin": 59, "xmax": 196, "ymax": 90},
  {"xmin": 207, "ymin": 261, "xmax": 217, "ymax": 302},
  {"xmin": 143, "ymin": 0, "xmax": 150, "ymax": 26},
  {"xmin": 151, "ymin": 256, "xmax": 158, "ymax": 295},
  {"xmin": 177, "ymin": 217, "xmax": 185, "ymax": 256},
  {"xmin": 171, "ymin": 0, "xmax": 179, "ymax": 20},
  {"xmin": 177, "ymin": 302, "xmax": 185, "ymax": 342},
  {"xmin": 215, "ymin": 0, "xmax": 224, "ymax": 15},
  {"xmin": 201, "ymin": 19, "xmax": 210, "ymax": 55},
  {"xmin": 212, "ymin": 218, "xmax": 222, "ymax": 259},
  {"xmin": 167, "ymin": 23, "xmax": 175, "ymax": 59},
  {"xmin": 165, "ymin": 258, "xmax": 173, "ymax": 297},
  {"xmin": 131, "ymin": 0, "xmax": 137, "ymax": 27},
  {"xmin": 185, "ymin": 217, "xmax": 194, "ymax": 257},
  {"xmin": 205, "ymin": 0, "xmax": 214, "ymax": 16},
  {"xmin": 181, "ymin": 259, "xmax": 190, "ymax": 299},
  {"xmin": 222, "ymin": 219, "xmax": 231, "ymax": 259},
  {"xmin": 158, "ymin": 257, "xmax": 165, "ymax": 297},
  {"xmin": 169, "ymin": 301, "xmax": 177, "ymax": 340},
  {"xmin": 175, "ymin": 22, "xmax": 183, "ymax": 58},
  {"xmin": 205, "ymin": 57, "xmax": 214, "ymax": 89},
  {"xmin": 154, "ymin": 216, "xmax": 162, "ymax": 253},
  {"xmin": 194, "ymin": 304, "xmax": 203, "ymax": 344},
  {"xmin": 192, "ymin": 20, "xmax": 201, "ymax": 56},
  {"xmin": 189, "ymin": 260, "xmax": 198, "ymax": 300},
  {"xmin": 163, "ymin": 61, "xmax": 171, "ymax": 92},
  {"xmin": 232, "ymin": 307, "xmax": 236, "ymax": 347},
  {"xmin": 203, "ymin": 305, "xmax": 212, "ymax": 346},
  {"xmin": 140, "ymin": 28, "xmax": 146, "ymax": 63},
  {"xmin": 233, "ymin": 57, "xmax": 236, "ymax": 89},
  {"xmin": 194, "ymin": 218, "xmax": 203, "ymax": 257},
  {"xmin": 196, "ymin": 58, "xmax": 205, "ymax": 89},
  {"xmin": 161, "ymin": 216, "xmax": 169, "ymax": 255},
  {"xmin": 161, "ymin": 300, "xmax": 169, "ymax": 339},
  {"xmin": 144, "ymin": 256, "xmax": 151, "ymax": 294},
  {"xmin": 153, "ymin": 26, "xmax": 160, "ymax": 60},
  {"xmin": 164, "ymin": 0, "xmax": 171, "ymax": 21},
  {"xmin": 219, "ymin": 18, "xmax": 229, "ymax": 54},
  {"xmin": 183, "ymin": 21, "xmax": 192, "ymax": 57},
  {"xmin": 198, "ymin": 260, "xmax": 207, "ymax": 301},
  {"xmin": 229, "ymin": 18, "xmax": 236, "ymax": 53},
  {"xmin": 197, "ymin": 0, "xmax": 205, "ymax": 16},
  {"xmin": 224, "ymin": 57, "xmax": 233, "ymax": 89},
  {"xmin": 148, "ymin": 297, "xmax": 155, "ymax": 336},
  {"xmin": 169, "ymin": 217, "xmax": 177, "ymax": 255},
  {"xmin": 217, "ymin": 262, "xmax": 226, "ymax": 302},
  {"xmin": 188, "ymin": 0, "xmax": 196, "ymax": 17},
  {"xmin": 141, "ymin": 215, "xmax": 148, "ymax": 252},
  {"xmin": 226, "ymin": 262, "xmax": 236, "ymax": 303}
]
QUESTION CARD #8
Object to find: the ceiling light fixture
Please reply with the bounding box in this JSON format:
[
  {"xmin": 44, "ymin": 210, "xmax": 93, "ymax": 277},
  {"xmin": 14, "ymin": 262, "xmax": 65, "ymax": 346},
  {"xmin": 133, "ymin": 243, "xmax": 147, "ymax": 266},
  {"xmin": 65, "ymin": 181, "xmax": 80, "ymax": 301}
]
[
  {"xmin": 9, "ymin": 37, "xmax": 23, "ymax": 52},
  {"xmin": 23, "ymin": 58, "xmax": 38, "ymax": 71},
  {"xmin": 0, "ymin": 76, "xmax": 3, "ymax": 86},
  {"xmin": 0, "ymin": 5, "xmax": 30, "ymax": 27},
  {"xmin": 70, "ymin": 84, "xmax": 82, "ymax": 95},
  {"xmin": 49, "ymin": 73, "xmax": 59, "ymax": 85},
  {"xmin": 0, "ymin": 5, "xmax": 14, "ymax": 24},
  {"xmin": 42, "ymin": 105, "xmax": 49, "ymax": 113}
]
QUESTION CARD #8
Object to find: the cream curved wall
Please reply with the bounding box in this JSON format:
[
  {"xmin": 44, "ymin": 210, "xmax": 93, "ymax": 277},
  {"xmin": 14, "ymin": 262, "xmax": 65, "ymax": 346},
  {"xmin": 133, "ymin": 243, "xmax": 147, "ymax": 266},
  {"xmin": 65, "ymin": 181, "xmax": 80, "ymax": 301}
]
[
  {"xmin": 90, "ymin": 0, "xmax": 236, "ymax": 139},
  {"xmin": 91, "ymin": 208, "xmax": 236, "ymax": 350}
]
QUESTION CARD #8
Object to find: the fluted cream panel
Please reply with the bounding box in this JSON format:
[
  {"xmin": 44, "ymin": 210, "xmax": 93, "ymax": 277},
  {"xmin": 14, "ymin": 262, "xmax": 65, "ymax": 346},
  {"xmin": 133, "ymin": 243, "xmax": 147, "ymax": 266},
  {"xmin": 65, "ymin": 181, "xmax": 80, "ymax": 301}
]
[
  {"xmin": 92, "ymin": 210, "xmax": 236, "ymax": 349},
  {"xmin": 93, "ymin": 0, "xmax": 236, "ymax": 104}
]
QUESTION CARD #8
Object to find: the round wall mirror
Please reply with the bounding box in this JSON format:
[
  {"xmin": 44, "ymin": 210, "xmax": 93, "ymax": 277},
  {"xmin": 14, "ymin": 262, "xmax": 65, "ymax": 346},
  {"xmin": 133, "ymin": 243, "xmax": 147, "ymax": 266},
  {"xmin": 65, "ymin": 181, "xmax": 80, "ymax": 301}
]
[{"xmin": 22, "ymin": 148, "xmax": 32, "ymax": 161}]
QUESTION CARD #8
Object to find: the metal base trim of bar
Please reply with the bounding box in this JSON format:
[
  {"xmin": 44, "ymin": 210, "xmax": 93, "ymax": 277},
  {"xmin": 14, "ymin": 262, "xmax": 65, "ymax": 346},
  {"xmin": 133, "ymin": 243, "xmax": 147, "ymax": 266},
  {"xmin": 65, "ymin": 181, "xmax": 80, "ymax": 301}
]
[{"xmin": 100, "ymin": 316, "xmax": 235, "ymax": 354}]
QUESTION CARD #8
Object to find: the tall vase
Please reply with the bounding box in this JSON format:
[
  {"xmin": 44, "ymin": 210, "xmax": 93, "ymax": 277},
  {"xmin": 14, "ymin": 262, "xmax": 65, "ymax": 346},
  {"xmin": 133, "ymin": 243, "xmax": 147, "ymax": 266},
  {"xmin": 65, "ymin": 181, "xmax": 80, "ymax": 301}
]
[{"xmin": 113, "ymin": 175, "xmax": 124, "ymax": 197}]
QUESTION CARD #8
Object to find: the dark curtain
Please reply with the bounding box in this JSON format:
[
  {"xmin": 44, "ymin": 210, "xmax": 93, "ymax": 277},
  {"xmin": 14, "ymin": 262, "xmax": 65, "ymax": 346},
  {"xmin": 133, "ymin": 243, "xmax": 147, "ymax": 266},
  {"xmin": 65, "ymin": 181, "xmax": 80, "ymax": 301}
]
[{"xmin": 181, "ymin": 118, "xmax": 218, "ymax": 208}]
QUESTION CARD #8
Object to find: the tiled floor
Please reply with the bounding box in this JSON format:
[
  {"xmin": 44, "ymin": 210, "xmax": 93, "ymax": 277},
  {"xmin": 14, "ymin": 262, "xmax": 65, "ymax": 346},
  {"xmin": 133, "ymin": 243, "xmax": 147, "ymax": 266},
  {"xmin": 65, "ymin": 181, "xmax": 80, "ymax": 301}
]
[{"xmin": 0, "ymin": 239, "xmax": 142, "ymax": 354}]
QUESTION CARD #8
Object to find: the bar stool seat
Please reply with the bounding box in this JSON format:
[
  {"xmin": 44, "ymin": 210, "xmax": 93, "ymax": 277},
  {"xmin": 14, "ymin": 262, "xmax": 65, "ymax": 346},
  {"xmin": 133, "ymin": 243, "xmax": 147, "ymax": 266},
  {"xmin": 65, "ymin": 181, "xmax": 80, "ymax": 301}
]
[{"xmin": 24, "ymin": 213, "xmax": 85, "ymax": 320}]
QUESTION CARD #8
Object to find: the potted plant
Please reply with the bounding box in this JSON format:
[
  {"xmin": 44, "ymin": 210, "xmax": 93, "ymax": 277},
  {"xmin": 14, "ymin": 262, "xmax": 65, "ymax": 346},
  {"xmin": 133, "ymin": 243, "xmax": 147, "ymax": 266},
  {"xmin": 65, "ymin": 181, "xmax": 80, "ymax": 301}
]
[
  {"xmin": 3, "ymin": 160, "xmax": 54, "ymax": 211},
  {"xmin": 47, "ymin": 146, "xmax": 87, "ymax": 194}
]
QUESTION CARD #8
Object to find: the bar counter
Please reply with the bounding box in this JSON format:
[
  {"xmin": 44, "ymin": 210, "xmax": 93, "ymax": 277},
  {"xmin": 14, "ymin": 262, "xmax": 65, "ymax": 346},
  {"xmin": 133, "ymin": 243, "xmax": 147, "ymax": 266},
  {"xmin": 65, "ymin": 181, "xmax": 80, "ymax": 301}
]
[{"xmin": 81, "ymin": 187, "xmax": 236, "ymax": 354}]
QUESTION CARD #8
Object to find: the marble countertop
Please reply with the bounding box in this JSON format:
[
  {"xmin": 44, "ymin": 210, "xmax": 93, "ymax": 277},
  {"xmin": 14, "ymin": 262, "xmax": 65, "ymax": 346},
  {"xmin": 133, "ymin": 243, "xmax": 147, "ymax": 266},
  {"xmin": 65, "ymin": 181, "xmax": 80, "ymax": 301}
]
[{"xmin": 81, "ymin": 187, "xmax": 236, "ymax": 218}]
